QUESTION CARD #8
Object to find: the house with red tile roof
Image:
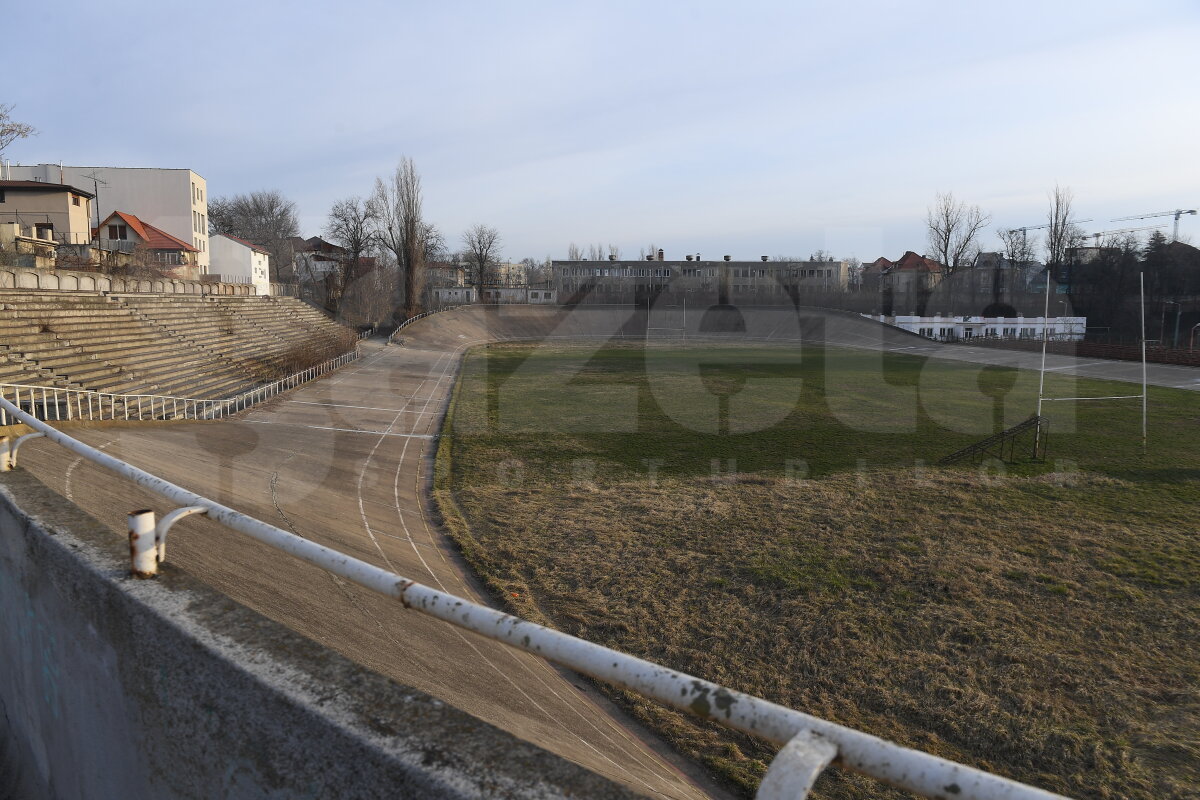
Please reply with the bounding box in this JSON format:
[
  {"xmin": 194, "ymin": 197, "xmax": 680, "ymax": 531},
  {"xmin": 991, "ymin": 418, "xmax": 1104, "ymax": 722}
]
[{"xmin": 97, "ymin": 210, "xmax": 199, "ymax": 277}]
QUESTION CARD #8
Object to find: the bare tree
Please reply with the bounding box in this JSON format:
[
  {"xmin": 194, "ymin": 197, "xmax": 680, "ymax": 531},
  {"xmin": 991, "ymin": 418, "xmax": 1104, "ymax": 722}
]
[
  {"xmin": 462, "ymin": 224, "xmax": 502, "ymax": 299},
  {"xmin": 566, "ymin": 242, "xmax": 583, "ymax": 260},
  {"xmin": 423, "ymin": 222, "xmax": 446, "ymax": 263},
  {"xmin": 207, "ymin": 190, "xmax": 300, "ymax": 282},
  {"xmin": 371, "ymin": 158, "xmax": 431, "ymax": 320},
  {"xmin": 324, "ymin": 197, "xmax": 377, "ymax": 314},
  {"xmin": 997, "ymin": 227, "xmax": 1038, "ymax": 267},
  {"xmin": 1045, "ymin": 185, "xmax": 1085, "ymax": 268},
  {"xmin": 926, "ymin": 192, "xmax": 991, "ymax": 274},
  {"xmin": 0, "ymin": 104, "xmax": 36, "ymax": 157}
]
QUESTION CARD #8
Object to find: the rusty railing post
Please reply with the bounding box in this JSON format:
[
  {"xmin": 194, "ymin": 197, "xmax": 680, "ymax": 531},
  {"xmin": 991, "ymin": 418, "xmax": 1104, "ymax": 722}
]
[{"xmin": 128, "ymin": 510, "xmax": 158, "ymax": 578}]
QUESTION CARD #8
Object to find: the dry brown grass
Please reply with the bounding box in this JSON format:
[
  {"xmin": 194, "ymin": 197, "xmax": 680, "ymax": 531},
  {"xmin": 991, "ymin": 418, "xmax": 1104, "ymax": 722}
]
[
  {"xmin": 435, "ymin": 467, "xmax": 1200, "ymax": 799},
  {"xmin": 432, "ymin": 342, "xmax": 1199, "ymax": 798}
]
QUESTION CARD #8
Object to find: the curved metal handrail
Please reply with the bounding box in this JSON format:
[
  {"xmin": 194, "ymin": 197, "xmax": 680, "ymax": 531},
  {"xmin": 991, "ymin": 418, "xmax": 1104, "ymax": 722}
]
[{"xmin": 0, "ymin": 393, "xmax": 1070, "ymax": 800}]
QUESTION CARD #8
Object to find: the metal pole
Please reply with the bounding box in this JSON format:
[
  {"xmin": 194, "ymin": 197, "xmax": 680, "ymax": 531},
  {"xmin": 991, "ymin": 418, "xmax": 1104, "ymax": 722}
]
[
  {"xmin": 128, "ymin": 510, "xmax": 158, "ymax": 578},
  {"xmin": 1140, "ymin": 272, "xmax": 1147, "ymax": 452},
  {"xmin": 1035, "ymin": 270, "xmax": 1051, "ymax": 454}
]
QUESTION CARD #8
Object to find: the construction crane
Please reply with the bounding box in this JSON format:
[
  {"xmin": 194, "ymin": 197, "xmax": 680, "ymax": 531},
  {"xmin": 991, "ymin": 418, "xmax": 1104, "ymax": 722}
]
[
  {"xmin": 1111, "ymin": 209, "xmax": 1197, "ymax": 241},
  {"xmin": 1007, "ymin": 218, "xmax": 1093, "ymax": 250},
  {"xmin": 1085, "ymin": 224, "xmax": 1168, "ymax": 246}
]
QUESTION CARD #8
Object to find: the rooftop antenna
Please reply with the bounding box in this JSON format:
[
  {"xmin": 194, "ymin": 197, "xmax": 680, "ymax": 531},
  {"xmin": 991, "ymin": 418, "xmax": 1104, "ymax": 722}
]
[{"xmin": 82, "ymin": 169, "xmax": 108, "ymax": 235}]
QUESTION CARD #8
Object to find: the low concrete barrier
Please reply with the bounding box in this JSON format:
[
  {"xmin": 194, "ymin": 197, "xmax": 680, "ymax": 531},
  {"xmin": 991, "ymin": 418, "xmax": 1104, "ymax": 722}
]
[
  {"xmin": 0, "ymin": 469, "xmax": 635, "ymax": 800},
  {"xmin": 0, "ymin": 265, "xmax": 254, "ymax": 296}
]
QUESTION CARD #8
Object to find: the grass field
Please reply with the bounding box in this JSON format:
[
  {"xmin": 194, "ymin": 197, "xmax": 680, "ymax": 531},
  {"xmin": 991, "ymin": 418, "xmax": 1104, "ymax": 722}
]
[{"xmin": 435, "ymin": 342, "xmax": 1200, "ymax": 799}]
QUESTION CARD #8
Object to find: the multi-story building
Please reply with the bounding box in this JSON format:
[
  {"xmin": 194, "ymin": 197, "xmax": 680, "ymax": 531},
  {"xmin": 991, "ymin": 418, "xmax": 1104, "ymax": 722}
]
[
  {"xmin": 554, "ymin": 254, "xmax": 849, "ymax": 301},
  {"xmin": 4, "ymin": 164, "xmax": 209, "ymax": 270}
]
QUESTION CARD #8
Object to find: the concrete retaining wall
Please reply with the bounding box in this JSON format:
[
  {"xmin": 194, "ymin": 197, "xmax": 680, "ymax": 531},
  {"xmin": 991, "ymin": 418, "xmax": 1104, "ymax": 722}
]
[
  {"xmin": 0, "ymin": 265, "xmax": 254, "ymax": 296},
  {"xmin": 0, "ymin": 469, "xmax": 635, "ymax": 799}
]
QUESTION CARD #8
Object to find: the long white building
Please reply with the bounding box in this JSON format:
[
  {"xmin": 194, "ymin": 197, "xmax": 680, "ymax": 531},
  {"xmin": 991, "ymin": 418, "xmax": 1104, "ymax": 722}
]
[
  {"xmin": 867, "ymin": 314, "xmax": 1087, "ymax": 342},
  {"xmin": 3, "ymin": 164, "xmax": 209, "ymax": 270}
]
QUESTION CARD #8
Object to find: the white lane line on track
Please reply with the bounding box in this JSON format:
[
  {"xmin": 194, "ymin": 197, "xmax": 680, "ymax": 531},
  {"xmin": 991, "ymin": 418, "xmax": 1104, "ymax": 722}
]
[
  {"xmin": 286, "ymin": 400, "xmax": 439, "ymax": 414},
  {"xmin": 64, "ymin": 440, "xmax": 116, "ymax": 500},
  {"xmin": 366, "ymin": 343, "xmax": 683, "ymax": 799},
  {"xmin": 267, "ymin": 450, "xmax": 419, "ymax": 673},
  {"xmin": 393, "ymin": 337, "xmax": 698, "ymax": 799},
  {"xmin": 239, "ymin": 420, "xmax": 434, "ymax": 438}
]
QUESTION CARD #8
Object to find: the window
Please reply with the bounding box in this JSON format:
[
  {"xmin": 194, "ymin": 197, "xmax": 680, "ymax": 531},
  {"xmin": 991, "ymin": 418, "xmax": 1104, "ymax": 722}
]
[
  {"xmin": 108, "ymin": 224, "xmax": 128, "ymax": 240},
  {"xmin": 0, "ymin": 189, "xmax": 4, "ymax": 202},
  {"xmin": 72, "ymin": 194, "xmax": 81, "ymax": 206}
]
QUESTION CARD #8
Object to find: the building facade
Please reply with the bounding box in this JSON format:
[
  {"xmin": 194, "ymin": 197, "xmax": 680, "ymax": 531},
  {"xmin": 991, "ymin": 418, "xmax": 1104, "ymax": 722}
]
[
  {"xmin": 867, "ymin": 314, "xmax": 1086, "ymax": 342},
  {"xmin": 97, "ymin": 211, "xmax": 199, "ymax": 277},
  {"xmin": 209, "ymin": 233, "xmax": 271, "ymax": 295},
  {"xmin": 554, "ymin": 256, "xmax": 849, "ymax": 301},
  {"xmin": 4, "ymin": 164, "xmax": 209, "ymax": 270},
  {"xmin": 0, "ymin": 180, "xmax": 94, "ymax": 245}
]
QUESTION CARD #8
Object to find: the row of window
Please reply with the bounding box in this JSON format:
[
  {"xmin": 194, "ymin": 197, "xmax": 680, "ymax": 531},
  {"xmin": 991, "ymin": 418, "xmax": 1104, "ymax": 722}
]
[
  {"xmin": 560, "ymin": 267, "xmax": 838, "ymax": 280},
  {"xmin": 192, "ymin": 210, "xmax": 206, "ymax": 234},
  {"xmin": 919, "ymin": 326, "xmax": 1058, "ymax": 339},
  {"xmin": 191, "ymin": 181, "xmax": 205, "ymax": 205}
]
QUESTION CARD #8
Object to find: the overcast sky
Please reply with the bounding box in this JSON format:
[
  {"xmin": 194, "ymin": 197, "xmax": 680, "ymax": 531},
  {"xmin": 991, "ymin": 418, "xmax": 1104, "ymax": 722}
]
[{"xmin": 6, "ymin": 1, "xmax": 1198, "ymax": 262}]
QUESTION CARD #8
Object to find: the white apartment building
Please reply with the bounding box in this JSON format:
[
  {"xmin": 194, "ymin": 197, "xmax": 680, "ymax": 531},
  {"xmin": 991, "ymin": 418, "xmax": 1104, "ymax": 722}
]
[
  {"xmin": 3, "ymin": 164, "xmax": 210, "ymax": 270},
  {"xmin": 209, "ymin": 233, "xmax": 271, "ymax": 295}
]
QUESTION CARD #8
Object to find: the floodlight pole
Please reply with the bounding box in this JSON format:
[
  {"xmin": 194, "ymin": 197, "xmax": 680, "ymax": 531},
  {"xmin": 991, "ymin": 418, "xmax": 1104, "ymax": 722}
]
[{"xmin": 1140, "ymin": 272, "xmax": 1147, "ymax": 453}]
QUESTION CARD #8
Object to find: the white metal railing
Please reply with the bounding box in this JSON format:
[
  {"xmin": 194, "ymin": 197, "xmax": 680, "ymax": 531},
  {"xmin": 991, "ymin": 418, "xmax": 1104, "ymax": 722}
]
[
  {"xmin": 0, "ymin": 348, "xmax": 359, "ymax": 428},
  {"xmin": 0, "ymin": 398, "xmax": 1070, "ymax": 800},
  {"xmin": 387, "ymin": 305, "xmax": 462, "ymax": 344}
]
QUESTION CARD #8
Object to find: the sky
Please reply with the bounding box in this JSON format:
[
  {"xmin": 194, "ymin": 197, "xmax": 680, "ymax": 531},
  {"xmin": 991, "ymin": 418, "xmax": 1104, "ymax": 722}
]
[{"xmin": 5, "ymin": 0, "xmax": 1199, "ymax": 262}]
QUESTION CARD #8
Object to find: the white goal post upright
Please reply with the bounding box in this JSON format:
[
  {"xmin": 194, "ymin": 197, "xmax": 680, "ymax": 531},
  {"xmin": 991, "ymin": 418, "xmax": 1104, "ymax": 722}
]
[{"xmin": 1036, "ymin": 270, "xmax": 1149, "ymax": 454}]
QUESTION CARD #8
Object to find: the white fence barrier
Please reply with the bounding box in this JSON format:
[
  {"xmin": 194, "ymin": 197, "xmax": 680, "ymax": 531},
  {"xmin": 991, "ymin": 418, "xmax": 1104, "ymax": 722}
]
[
  {"xmin": 388, "ymin": 307, "xmax": 458, "ymax": 343},
  {"xmin": 0, "ymin": 393, "xmax": 1070, "ymax": 800},
  {"xmin": 0, "ymin": 348, "xmax": 359, "ymax": 427}
]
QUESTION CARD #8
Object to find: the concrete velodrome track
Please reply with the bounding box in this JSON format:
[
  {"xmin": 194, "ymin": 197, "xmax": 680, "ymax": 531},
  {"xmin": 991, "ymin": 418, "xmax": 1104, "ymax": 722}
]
[{"xmin": 17, "ymin": 304, "xmax": 1200, "ymax": 798}]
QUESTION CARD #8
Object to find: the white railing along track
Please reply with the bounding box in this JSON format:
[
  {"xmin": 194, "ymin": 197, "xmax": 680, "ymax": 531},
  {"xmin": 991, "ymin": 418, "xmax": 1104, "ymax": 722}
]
[{"xmin": 0, "ymin": 387, "xmax": 1071, "ymax": 800}]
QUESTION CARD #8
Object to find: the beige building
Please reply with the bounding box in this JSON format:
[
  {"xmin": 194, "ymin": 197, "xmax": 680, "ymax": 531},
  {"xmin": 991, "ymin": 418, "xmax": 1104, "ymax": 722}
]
[
  {"xmin": 0, "ymin": 180, "xmax": 94, "ymax": 245},
  {"xmin": 4, "ymin": 164, "xmax": 209, "ymax": 270},
  {"xmin": 555, "ymin": 256, "xmax": 850, "ymax": 298}
]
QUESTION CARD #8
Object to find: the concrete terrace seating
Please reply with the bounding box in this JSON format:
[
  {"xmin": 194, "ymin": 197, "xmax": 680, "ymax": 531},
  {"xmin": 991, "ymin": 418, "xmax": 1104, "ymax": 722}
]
[
  {"xmin": 113, "ymin": 295, "xmax": 352, "ymax": 383},
  {"xmin": 0, "ymin": 289, "xmax": 354, "ymax": 401}
]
